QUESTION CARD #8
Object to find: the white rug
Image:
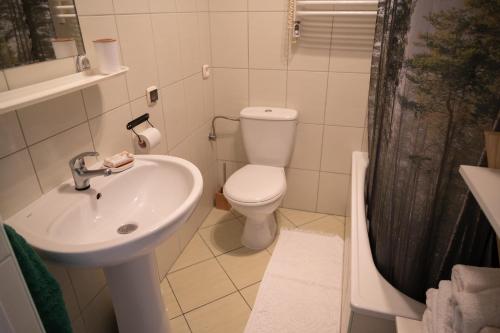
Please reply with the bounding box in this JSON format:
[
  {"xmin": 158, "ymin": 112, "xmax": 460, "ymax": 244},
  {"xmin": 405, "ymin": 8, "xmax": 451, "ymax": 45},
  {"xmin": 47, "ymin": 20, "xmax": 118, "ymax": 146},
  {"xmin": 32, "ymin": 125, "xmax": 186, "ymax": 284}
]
[{"xmin": 244, "ymin": 229, "xmax": 344, "ymax": 333}]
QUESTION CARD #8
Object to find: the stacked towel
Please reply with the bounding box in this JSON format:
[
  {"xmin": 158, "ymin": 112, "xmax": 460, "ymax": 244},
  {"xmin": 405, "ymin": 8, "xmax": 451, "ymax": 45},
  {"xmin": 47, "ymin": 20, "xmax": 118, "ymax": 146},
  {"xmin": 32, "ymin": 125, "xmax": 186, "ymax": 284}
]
[
  {"xmin": 451, "ymin": 265, "xmax": 500, "ymax": 294},
  {"xmin": 424, "ymin": 265, "xmax": 500, "ymax": 333},
  {"xmin": 422, "ymin": 282, "xmax": 454, "ymax": 333}
]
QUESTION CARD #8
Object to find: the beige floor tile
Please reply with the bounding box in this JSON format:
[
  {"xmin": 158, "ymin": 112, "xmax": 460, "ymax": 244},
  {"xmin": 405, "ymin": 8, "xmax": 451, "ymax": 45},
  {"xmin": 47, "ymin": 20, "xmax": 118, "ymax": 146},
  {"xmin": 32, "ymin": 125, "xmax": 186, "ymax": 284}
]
[
  {"xmin": 299, "ymin": 215, "xmax": 345, "ymax": 238},
  {"xmin": 278, "ymin": 207, "xmax": 327, "ymax": 226},
  {"xmin": 198, "ymin": 219, "xmax": 244, "ymax": 256},
  {"xmin": 160, "ymin": 278, "xmax": 182, "ymax": 319},
  {"xmin": 267, "ymin": 212, "xmax": 297, "ymax": 254},
  {"xmin": 217, "ymin": 248, "xmax": 271, "ymax": 289},
  {"xmin": 168, "ymin": 258, "xmax": 236, "ymax": 312},
  {"xmin": 185, "ymin": 293, "xmax": 251, "ymax": 333},
  {"xmin": 170, "ymin": 315, "xmax": 191, "ymax": 333},
  {"xmin": 200, "ymin": 208, "xmax": 237, "ymax": 229},
  {"xmin": 171, "ymin": 234, "xmax": 214, "ymax": 272},
  {"xmin": 240, "ymin": 283, "xmax": 260, "ymax": 308}
]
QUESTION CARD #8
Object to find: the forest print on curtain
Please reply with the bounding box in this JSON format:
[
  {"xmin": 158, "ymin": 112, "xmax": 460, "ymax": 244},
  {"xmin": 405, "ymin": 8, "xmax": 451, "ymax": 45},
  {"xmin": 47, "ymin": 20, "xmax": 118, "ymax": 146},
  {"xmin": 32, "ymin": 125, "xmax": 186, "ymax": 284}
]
[{"xmin": 366, "ymin": 0, "xmax": 500, "ymax": 301}]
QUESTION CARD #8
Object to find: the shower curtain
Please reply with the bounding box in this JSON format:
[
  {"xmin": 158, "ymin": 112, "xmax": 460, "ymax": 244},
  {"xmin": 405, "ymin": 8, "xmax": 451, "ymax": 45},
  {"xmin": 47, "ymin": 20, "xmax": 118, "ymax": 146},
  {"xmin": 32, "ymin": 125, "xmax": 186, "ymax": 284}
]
[{"xmin": 366, "ymin": 0, "xmax": 500, "ymax": 301}]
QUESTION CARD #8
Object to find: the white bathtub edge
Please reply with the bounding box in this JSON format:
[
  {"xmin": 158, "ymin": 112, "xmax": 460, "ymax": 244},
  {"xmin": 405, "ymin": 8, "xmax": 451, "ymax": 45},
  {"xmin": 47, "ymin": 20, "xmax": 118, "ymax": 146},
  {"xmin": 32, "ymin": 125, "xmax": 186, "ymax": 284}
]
[{"xmin": 350, "ymin": 151, "xmax": 425, "ymax": 321}]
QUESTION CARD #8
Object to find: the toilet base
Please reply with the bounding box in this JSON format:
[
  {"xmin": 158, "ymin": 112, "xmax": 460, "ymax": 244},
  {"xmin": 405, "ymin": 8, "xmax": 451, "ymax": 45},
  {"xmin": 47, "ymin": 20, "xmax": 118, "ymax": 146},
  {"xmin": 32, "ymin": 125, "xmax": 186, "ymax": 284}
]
[{"xmin": 241, "ymin": 213, "xmax": 277, "ymax": 250}]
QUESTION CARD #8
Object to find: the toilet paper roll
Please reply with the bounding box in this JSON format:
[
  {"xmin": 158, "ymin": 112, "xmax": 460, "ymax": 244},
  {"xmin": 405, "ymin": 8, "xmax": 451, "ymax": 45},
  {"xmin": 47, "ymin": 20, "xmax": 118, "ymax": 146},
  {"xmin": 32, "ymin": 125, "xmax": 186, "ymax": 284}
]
[{"xmin": 134, "ymin": 127, "xmax": 161, "ymax": 154}]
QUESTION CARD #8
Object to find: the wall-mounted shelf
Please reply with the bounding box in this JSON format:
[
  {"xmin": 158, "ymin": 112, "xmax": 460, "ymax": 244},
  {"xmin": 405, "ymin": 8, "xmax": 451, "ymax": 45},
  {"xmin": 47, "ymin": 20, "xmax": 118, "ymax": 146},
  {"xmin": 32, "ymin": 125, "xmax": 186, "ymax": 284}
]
[
  {"xmin": 0, "ymin": 66, "xmax": 129, "ymax": 115},
  {"xmin": 459, "ymin": 165, "xmax": 500, "ymax": 236}
]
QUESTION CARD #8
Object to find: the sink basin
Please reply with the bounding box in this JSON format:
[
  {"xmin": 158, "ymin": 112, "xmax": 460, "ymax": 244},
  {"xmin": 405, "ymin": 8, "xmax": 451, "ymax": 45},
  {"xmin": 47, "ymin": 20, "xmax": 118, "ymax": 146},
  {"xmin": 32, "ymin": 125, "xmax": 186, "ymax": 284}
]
[
  {"xmin": 7, "ymin": 155, "xmax": 202, "ymax": 267},
  {"xmin": 6, "ymin": 154, "xmax": 203, "ymax": 333}
]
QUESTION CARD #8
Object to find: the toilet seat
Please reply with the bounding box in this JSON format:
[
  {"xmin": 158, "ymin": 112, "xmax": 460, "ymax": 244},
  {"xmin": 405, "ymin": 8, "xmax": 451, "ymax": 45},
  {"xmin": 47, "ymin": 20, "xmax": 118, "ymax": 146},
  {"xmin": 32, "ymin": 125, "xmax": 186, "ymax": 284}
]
[{"xmin": 224, "ymin": 165, "xmax": 286, "ymax": 204}]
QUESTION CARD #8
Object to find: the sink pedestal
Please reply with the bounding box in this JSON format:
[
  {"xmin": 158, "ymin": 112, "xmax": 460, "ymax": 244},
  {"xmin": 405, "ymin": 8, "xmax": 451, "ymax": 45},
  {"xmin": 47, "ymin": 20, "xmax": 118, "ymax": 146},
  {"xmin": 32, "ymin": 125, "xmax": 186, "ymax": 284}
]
[{"xmin": 104, "ymin": 253, "xmax": 171, "ymax": 333}]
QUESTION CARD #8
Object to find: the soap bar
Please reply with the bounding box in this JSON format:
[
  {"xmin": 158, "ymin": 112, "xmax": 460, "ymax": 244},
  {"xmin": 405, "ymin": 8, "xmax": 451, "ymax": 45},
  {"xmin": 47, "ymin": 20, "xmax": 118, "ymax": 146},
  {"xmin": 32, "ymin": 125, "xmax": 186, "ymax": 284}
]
[{"xmin": 103, "ymin": 151, "xmax": 134, "ymax": 168}]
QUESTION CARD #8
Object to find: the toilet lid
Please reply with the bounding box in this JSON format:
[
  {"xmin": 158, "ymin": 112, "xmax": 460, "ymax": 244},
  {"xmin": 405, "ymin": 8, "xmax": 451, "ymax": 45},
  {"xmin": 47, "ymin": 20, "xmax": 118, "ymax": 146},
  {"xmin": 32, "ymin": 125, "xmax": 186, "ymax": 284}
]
[{"xmin": 224, "ymin": 165, "xmax": 286, "ymax": 204}]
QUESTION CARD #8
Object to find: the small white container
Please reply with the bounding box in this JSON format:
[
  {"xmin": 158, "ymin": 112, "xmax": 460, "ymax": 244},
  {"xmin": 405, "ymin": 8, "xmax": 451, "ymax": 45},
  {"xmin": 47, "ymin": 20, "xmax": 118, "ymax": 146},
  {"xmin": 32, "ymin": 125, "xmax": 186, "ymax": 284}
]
[
  {"xmin": 93, "ymin": 38, "xmax": 121, "ymax": 74},
  {"xmin": 51, "ymin": 38, "xmax": 77, "ymax": 59}
]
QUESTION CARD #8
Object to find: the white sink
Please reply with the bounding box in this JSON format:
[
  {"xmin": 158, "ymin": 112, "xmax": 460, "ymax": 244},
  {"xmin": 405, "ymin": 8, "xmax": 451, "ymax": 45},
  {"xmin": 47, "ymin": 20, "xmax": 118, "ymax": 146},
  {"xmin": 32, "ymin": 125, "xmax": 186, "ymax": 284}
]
[{"xmin": 7, "ymin": 155, "xmax": 203, "ymax": 333}]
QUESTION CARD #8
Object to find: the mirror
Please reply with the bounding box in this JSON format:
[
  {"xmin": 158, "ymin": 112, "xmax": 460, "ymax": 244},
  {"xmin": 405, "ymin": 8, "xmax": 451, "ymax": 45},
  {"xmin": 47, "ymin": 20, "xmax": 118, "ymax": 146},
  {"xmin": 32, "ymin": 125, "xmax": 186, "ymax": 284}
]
[{"xmin": 0, "ymin": 0, "xmax": 85, "ymax": 70}]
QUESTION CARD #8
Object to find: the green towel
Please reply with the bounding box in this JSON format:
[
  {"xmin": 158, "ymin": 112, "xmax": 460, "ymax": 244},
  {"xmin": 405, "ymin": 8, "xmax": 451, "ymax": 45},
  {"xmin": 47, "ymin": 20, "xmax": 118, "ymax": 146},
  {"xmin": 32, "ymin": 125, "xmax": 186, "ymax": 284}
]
[{"xmin": 4, "ymin": 224, "xmax": 72, "ymax": 333}]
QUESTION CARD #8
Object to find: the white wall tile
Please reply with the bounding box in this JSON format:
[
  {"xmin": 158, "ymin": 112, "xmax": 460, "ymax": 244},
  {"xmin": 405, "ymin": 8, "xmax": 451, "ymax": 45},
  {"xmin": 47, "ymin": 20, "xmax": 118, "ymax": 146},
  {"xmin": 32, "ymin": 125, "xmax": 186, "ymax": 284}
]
[
  {"xmin": 162, "ymin": 82, "xmax": 189, "ymax": 150},
  {"xmin": 177, "ymin": 13, "xmax": 202, "ymax": 77},
  {"xmin": 213, "ymin": 68, "xmax": 248, "ymax": 117},
  {"xmin": 209, "ymin": 0, "xmax": 247, "ymax": 11},
  {"xmin": 130, "ymin": 97, "xmax": 168, "ymax": 154},
  {"xmin": 286, "ymin": 70, "xmax": 328, "ymax": 124},
  {"xmin": 283, "ymin": 168, "xmax": 319, "ymax": 212},
  {"xmin": 151, "ymin": 13, "xmax": 184, "ymax": 87},
  {"xmin": 202, "ymin": 75, "xmax": 215, "ymax": 118},
  {"xmin": 112, "ymin": 0, "xmax": 149, "ymax": 14},
  {"xmin": 289, "ymin": 123, "xmax": 323, "ymax": 170},
  {"xmin": 29, "ymin": 123, "xmax": 94, "ymax": 193},
  {"xmin": 45, "ymin": 263, "xmax": 80, "ymax": 320},
  {"xmin": 176, "ymin": 0, "xmax": 197, "ymax": 12},
  {"xmin": 78, "ymin": 15, "xmax": 120, "ymax": 74},
  {"xmin": 89, "ymin": 104, "xmax": 133, "ymax": 158},
  {"xmin": 249, "ymin": 12, "xmax": 287, "ymax": 70},
  {"xmin": 325, "ymin": 72, "xmax": 369, "ymax": 127},
  {"xmin": 75, "ymin": 0, "xmax": 114, "ymax": 15},
  {"xmin": 0, "ymin": 150, "xmax": 41, "ymax": 218},
  {"xmin": 67, "ymin": 267, "xmax": 107, "ymax": 310},
  {"xmin": 82, "ymin": 288, "xmax": 117, "ymax": 333},
  {"xmin": 316, "ymin": 172, "xmax": 349, "ymax": 215},
  {"xmin": 197, "ymin": 13, "xmax": 212, "ymax": 65},
  {"xmin": 330, "ymin": 49, "xmax": 373, "ymax": 73},
  {"xmin": 116, "ymin": 15, "xmax": 159, "ymax": 100},
  {"xmin": 83, "ymin": 76, "xmax": 129, "ymax": 119},
  {"xmin": 249, "ymin": 69, "xmax": 286, "ymax": 107},
  {"xmin": 321, "ymin": 125, "xmax": 363, "ymax": 174},
  {"xmin": 169, "ymin": 138, "xmax": 193, "ymax": 161},
  {"xmin": 210, "ymin": 12, "xmax": 248, "ymax": 68},
  {"xmin": 0, "ymin": 112, "xmax": 26, "ymax": 158},
  {"xmin": 248, "ymin": 0, "xmax": 287, "ymax": 11},
  {"xmin": 184, "ymin": 74, "xmax": 206, "ymax": 132},
  {"xmin": 197, "ymin": 0, "xmax": 209, "ymax": 11},
  {"xmin": 215, "ymin": 120, "xmax": 247, "ymax": 162},
  {"xmin": 149, "ymin": 0, "xmax": 177, "ymax": 12},
  {"xmin": 18, "ymin": 92, "xmax": 87, "ymax": 145},
  {"xmin": 361, "ymin": 127, "xmax": 368, "ymax": 152},
  {"xmin": 156, "ymin": 234, "xmax": 181, "ymax": 278}
]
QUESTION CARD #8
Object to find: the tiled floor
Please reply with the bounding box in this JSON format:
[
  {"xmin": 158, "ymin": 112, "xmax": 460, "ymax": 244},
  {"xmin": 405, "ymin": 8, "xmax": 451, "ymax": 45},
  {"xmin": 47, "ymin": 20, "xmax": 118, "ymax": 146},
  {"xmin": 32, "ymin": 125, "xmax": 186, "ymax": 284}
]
[{"xmin": 161, "ymin": 207, "xmax": 345, "ymax": 333}]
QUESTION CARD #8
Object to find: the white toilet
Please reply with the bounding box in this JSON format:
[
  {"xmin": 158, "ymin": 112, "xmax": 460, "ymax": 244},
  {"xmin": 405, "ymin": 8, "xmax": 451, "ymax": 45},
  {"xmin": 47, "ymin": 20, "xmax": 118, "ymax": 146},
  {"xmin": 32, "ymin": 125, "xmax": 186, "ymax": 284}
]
[{"xmin": 223, "ymin": 107, "xmax": 298, "ymax": 250}]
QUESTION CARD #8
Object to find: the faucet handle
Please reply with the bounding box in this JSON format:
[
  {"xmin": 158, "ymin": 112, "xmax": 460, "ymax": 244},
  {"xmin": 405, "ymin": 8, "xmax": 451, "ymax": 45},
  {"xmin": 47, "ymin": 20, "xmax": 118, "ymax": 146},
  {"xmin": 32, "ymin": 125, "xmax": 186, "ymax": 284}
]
[{"xmin": 69, "ymin": 151, "xmax": 99, "ymax": 169}]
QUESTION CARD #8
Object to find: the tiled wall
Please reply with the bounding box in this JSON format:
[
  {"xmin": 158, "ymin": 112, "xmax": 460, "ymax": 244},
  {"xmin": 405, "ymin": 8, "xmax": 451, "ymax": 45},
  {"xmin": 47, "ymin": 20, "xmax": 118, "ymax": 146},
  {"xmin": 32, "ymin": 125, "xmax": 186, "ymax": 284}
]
[
  {"xmin": 209, "ymin": 0, "xmax": 373, "ymax": 216},
  {"xmin": 0, "ymin": 0, "xmax": 216, "ymax": 331}
]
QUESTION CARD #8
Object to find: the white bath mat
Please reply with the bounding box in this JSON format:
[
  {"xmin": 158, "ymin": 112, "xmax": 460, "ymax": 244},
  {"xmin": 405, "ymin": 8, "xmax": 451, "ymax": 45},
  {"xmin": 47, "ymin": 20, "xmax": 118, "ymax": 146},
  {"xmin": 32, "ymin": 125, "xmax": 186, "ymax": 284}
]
[{"xmin": 244, "ymin": 229, "xmax": 344, "ymax": 333}]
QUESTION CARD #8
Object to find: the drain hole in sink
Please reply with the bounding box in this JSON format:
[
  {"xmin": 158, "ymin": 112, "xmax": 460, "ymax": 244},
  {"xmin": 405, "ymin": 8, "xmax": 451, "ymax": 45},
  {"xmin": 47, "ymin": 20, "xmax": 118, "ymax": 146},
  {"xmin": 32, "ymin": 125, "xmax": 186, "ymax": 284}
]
[{"xmin": 117, "ymin": 224, "xmax": 138, "ymax": 234}]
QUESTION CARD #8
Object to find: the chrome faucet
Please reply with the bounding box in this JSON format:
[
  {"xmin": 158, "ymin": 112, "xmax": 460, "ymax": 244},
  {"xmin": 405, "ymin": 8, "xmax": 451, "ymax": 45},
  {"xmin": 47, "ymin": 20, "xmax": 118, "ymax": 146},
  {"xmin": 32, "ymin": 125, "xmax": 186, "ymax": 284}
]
[{"xmin": 69, "ymin": 152, "xmax": 112, "ymax": 190}]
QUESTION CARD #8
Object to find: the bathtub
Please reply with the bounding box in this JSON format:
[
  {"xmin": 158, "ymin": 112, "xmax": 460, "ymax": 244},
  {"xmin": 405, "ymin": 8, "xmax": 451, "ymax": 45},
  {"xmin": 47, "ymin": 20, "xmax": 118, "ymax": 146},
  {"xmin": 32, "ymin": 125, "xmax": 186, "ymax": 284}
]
[{"xmin": 341, "ymin": 152, "xmax": 425, "ymax": 333}]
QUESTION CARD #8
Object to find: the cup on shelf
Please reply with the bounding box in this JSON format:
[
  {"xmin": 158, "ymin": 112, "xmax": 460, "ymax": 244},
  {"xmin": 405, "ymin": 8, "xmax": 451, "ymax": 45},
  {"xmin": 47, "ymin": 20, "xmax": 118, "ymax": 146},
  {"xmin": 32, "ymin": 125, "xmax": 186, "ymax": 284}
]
[
  {"xmin": 51, "ymin": 38, "xmax": 78, "ymax": 59},
  {"xmin": 93, "ymin": 38, "xmax": 121, "ymax": 74}
]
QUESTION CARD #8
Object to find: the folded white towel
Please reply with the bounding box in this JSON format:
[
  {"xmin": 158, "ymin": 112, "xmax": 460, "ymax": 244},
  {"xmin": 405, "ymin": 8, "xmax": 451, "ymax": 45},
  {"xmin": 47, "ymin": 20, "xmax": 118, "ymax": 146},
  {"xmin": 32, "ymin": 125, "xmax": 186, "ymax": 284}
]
[
  {"xmin": 452, "ymin": 265, "xmax": 500, "ymax": 294},
  {"xmin": 422, "ymin": 309, "xmax": 433, "ymax": 333},
  {"xmin": 434, "ymin": 280, "xmax": 454, "ymax": 333},
  {"xmin": 452, "ymin": 288, "xmax": 500, "ymax": 333},
  {"xmin": 426, "ymin": 288, "xmax": 438, "ymax": 311},
  {"xmin": 479, "ymin": 327, "xmax": 500, "ymax": 333}
]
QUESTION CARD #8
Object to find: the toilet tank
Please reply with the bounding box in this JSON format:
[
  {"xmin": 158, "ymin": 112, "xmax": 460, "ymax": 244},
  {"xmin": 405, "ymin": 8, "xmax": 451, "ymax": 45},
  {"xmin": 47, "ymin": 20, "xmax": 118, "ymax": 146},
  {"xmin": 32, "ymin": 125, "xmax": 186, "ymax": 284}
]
[{"xmin": 240, "ymin": 107, "xmax": 298, "ymax": 167}]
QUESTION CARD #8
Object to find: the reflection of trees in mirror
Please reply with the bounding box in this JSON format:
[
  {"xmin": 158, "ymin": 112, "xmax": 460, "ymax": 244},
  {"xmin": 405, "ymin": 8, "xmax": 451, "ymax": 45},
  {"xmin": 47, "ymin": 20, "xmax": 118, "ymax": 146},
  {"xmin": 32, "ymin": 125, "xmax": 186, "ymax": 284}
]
[
  {"xmin": 0, "ymin": 0, "xmax": 56, "ymax": 69},
  {"xmin": 368, "ymin": 0, "xmax": 500, "ymax": 302}
]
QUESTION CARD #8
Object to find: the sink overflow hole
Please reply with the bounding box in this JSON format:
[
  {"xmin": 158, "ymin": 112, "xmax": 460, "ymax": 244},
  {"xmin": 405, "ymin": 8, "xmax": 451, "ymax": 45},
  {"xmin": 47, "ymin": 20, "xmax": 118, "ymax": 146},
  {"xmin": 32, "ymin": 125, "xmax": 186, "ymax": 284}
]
[
  {"xmin": 96, "ymin": 193, "xmax": 102, "ymax": 200},
  {"xmin": 117, "ymin": 224, "xmax": 138, "ymax": 234}
]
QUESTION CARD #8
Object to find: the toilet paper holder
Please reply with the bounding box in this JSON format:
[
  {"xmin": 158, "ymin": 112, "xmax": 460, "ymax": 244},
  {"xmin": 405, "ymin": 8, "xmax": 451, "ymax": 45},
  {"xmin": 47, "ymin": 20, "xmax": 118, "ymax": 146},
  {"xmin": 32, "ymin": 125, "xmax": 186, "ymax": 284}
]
[{"xmin": 126, "ymin": 113, "xmax": 155, "ymax": 145}]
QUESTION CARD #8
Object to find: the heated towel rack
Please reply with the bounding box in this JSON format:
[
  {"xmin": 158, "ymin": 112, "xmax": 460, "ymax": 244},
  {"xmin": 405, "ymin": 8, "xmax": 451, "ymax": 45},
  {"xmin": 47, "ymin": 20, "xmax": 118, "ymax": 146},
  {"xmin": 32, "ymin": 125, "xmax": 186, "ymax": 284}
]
[{"xmin": 288, "ymin": 0, "xmax": 378, "ymax": 43}]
